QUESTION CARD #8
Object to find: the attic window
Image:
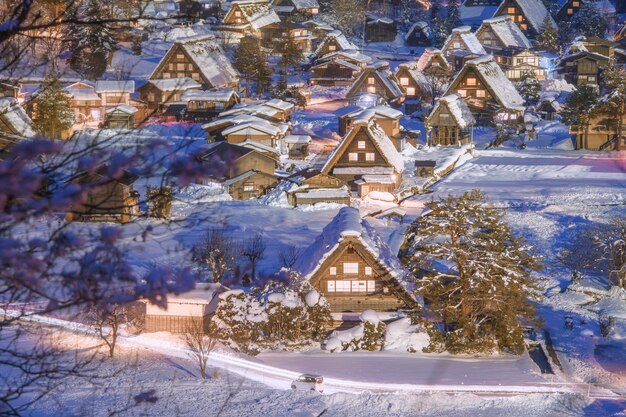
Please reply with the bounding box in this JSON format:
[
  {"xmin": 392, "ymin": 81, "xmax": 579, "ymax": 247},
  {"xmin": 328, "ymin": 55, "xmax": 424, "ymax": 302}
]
[
  {"xmin": 365, "ymin": 153, "xmax": 375, "ymax": 161},
  {"xmin": 466, "ymin": 77, "xmax": 476, "ymax": 86},
  {"xmin": 367, "ymin": 86, "xmax": 376, "ymax": 94},
  {"xmin": 453, "ymin": 42, "xmax": 461, "ymax": 49},
  {"xmin": 347, "ymin": 247, "xmax": 355, "ymax": 253},
  {"xmin": 365, "ymin": 266, "xmax": 372, "ymax": 276},
  {"xmin": 458, "ymin": 89, "xmax": 467, "ymax": 97},
  {"xmin": 507, "ymin": 7, "xmax": 515, "ymax": 13},
  {"xmin": 407, "ymin": 87, "xmax": 416, "ymax": 96},
  {"xmin": 343, "ymin": 262, "xmax": 359, "ymax": 274},
  {"xmin": 328, "ymin": 45, "xmax": 336, "ymax": 51},
  {"xmin": 400, "ymin": 77, "xmax": 409, "ymax": 86},
  {"xmin": 368, "ymin": 77, "xmax": 375, "ymax": 85},
  {"xmin": 329, "ymin": 267, "xmax": 337, "ymax": 275},
  {"xmin": 349, "ymin": 152, "xmax": 358, "ymax": 161},
  {"xmin": 567, "ymin": 8, "xmax": 573, "ymax": 13},
  {"xmin": 476, "ymin": 90, "xmax": 486, "ymax": 98},
  {"xmin": 572, "ymin": 1, "xmax": 579, "ymax": 6},
  {"xmin": 357, "ymin": 140, "xmax": 366, "ymax": 149},
  {"xmin": 235, "ymin": 10, "xmax": 241, "ymax": 17}
]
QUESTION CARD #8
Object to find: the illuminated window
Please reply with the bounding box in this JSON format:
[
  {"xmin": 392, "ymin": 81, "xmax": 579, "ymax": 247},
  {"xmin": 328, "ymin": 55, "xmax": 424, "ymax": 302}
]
[
  {"xmin": 235, "ymin": 10, "xmax": 241, "ymax": 17},
  {"xmin": 453, "ymin": 42, "xmax": 461, "ymax": 49},
  {"xmin": 294, "ymin": 31, "xmax": 301, "ymax": 37},
  {"xmin": 466, "ymin": 77, "xmax": 476, "ymax": 86},
  {"xmin": 365, "ymin": 153, "xmax": 375, "ymax": 161},
  {"xmin": 327, "ymin": 281, "xmax": 335, "ymax": 291},
  {"xmin": 176, "ymin": 54, "xmax": 184, "ymax": 60},
  {"xmin": 517, "ymin": 15, "xmax": 523, "ymax": 22},
  {"xmin": 311, "ymin": 7, "xmax": 319, "ymax": 13},
  {"xmin": 477, "ymin": 90, "xmax": 486, "ymax": 98},
  {"xmin": 349, "ymin": 152, "xmax": 358, "ymax": 161},
  {"xmin": 572, "ymin": 1, "xmax": 579, "ymax": 6},
  {"xmin": 407, "ymin": 87, "xmax": 416, "ymax": 96},
  {"xmin": 367, "ymin": 280, "xmax": 375, "ymax": 291},
  {"xmin": 368, "ymin": 77, "xmax": 375, "ymax": 85},
  {"xmin": 335, "ymin": 281, "xmax": 351, "ymax": 292},
  {"xmin": 567, "ymin": 8, "xmax": 573, "ymax": 13},
  {"xmin": 365, "ymin": 266, "xmax": 372, "ymax": 275},
  {"xmin": 352, "ymin": 281, "xmax": 367, "ymax": 292},
  {"xmin": 367, "ymin": 86, "xmax": 376, "ymax": 93},
  {"xmin": 243, "ymin": 183, "xmax": 254, "ymax": 192},
  {"xmin": 507, "ymin": 7, "xmax": 515, "ymax": 13},
  {"xmin": 400, "ymin": 77, "xmax": 409, "ymax": 86},
  {"xmin": 358, "ymin": 140, "xmax": 366, "ymax": 149},
  {"xmin": 328, "ymin": 45, "xmax": 336, "ymax": 51},
  {"xmin": 458, "ymin": 89, "xmax": 467, "ymax": 97},
  {"xmin": 330, "ymin": 267, "xmax": 337, "ymax": 275},
  {"xmin": 520, "ymin": 23, "xmax": 527, "ymax": 30},
  {"xmin": 343, "ymin": 262, "xmax": 359, "ymax": 274},
  {"xmin": 177, "ymin": 63, "xmax": 185, "ymax": 71}
]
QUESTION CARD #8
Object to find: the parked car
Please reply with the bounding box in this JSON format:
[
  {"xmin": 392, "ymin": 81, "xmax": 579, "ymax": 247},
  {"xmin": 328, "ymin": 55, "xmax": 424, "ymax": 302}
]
[{"xmin": 291, "ymin": 374, "xmax": 324, "ymax": 393}]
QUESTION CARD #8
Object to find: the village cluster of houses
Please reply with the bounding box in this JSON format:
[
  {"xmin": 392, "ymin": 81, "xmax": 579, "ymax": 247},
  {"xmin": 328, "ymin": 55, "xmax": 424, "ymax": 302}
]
[{"xmin": 1, "ymin": 0, "xmax": 625, "ymax": 231}]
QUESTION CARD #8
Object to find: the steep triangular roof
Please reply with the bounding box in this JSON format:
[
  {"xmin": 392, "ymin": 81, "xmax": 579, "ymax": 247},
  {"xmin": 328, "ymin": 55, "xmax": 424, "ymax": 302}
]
[
  {"xmin": 427, "ymin": 94, "xmax": 476, "ymax": 129},
  {"xmin": 314, "ymin": 30, "xmax": 358, "ymax": 57},
  {"xmin": 415, "ymin": 48, "xmax": 451, "ymax": 73},
  {"xmin": 321, "ymin": 120, "xmax": 404, "ymax": 174},
  {"xmin": 476, "ymin": 15, "xmax": 531, "ymax": 49},
  {"xmin": 223, "ymin": 0, "xmax": 281, "ymax": 30},
  {"xmin": 495, "ymin": 0, "xmax": 555, "ymax": 33},
  {"xmin": 446, "ymin": 55, "xmax": 525, "ymax": 112},
  {"xmin": 150, "ymin": 35, "xmax": 239, "ymax": 89},
  {"xmin": 346, "ymin": 61, "xmax": 405, "ymax": 103},
  {"xmin": 442, "ymin": 26, "xmax": 486, "ymax": 55}
]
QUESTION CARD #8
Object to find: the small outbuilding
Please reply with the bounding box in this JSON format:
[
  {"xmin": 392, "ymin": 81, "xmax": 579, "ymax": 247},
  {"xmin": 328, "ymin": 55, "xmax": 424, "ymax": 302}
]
[
  {"xmin": 405, "ymin": 21, "xmax": 431, "ymax": 47},
  {"xmin": 365, "ymin": 15, "xmax": 397, "ymax": 43},
  {"xmin": 415, "ymin": 160, "xmax": 436, "ymax": 177},
  {"xmin": 425, "ymin": 94, "xmax": 475, "ymax": 146},
  {"xmin": 104, "ymin": 104, "xmax": 137, "ymax": 129}
]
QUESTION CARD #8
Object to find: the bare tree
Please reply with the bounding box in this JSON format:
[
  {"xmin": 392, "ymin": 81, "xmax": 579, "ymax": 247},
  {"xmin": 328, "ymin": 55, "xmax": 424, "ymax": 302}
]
[
  {"xmin": 194, "ymin": 227, "xmax": 240, "ymax": 283},
  {"xmin": 557, "ymin": 227, "xmax": 604, "ymax": 285},
  {"xmin": 278, "ymin": 245, "xmax": 302, "ymax": 270},
  {"xmin": 242, "ymin": 233, "xmax": 266, "ymax": 284},
  {"xmin": 423, "ymin": 73, "xmax": 450, "ymax": 107},
  {"xmin": 184, "ymin": 319, "xmax": 218, "ymax": 379},
  {"xmin": 89, "ymin": 302, "xmax": 143, "ymax": 358}
]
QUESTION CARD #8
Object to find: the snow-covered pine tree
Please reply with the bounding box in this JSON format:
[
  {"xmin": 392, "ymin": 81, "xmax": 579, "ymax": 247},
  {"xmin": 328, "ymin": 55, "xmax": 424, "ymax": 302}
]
[
  {"xmin": 560, "ymin": 85, "xmax": 598, "ymax": 131},
  {"xmin": 401, "ymin": 190, "xmax": 543, "ymax": 354},
  {"xmin": 31, "ymin": 74, "xmax": 75, "ymax": 139},
  {"xmin": 535, "ymin": 15, "xmax": 559, "ymax": 52},
  {"xmin": 210, "ymin": 291, "xmax": 264, "ymax": 354},
  {"xmin": 599, "ymin": 66, "xmax": 626, "ymax": 151},
  {"xmin": 67, "ymin": 0, "xmax": 118, "ymax": 79},
  {"xmin": 570, "ymin": 2, "xmax": 608, "ymax": 38},
  {"xmin": 517, "ymin": 70, "xmax": 541, "ymax": 105},
  {"xmin": 446, "ymin": 0, "xmax": 461, "ymax": 33},
  {"xmin": 233, "ymin": 35, "xmax": 271, "ymax": 97}
]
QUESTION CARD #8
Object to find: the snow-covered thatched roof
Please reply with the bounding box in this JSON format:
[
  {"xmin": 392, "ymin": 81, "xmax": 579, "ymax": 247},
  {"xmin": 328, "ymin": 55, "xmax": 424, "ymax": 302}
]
[
  {"xmin": 293, "ymin": 207, "xmax": 408, "ymax": 282},
  {"xmin": 290, "ymin": 0, "xmax": 319, "ymax": 9},
  {"xmin": 428, "ymin": 94, "xmax": 476, "ymax": 129},
  {"xmin": 182, "ymin": 88, "xmax": 239, "ymax": 102},
  {"xmin": 476, "ymin": 16, "xmax": 531, "ymax": 49},
  {"xmin": 322, "ymin": 119, "xmax": 404, "ymax": 174},
  {"xmin": 105, "ymin": 104, "xmax": 137, "ymax": 115},
  {"xmin": 314, "ymin": 30, "xmax": 358, "ymax": 56},
  {"xmin": 451, "ymin": 55, "xmax": 525, "ymax": 112},
  {"xmin": 151, "ymin": 35, "xmax": 238, "ymax": 89},
  {"xmin": 495, "ymin": 0, "xmax": 555, "ymax": 33},
  {"xmin": 0, "ymin": 97, "xmax": 35, "ymax": 138},
  {"xmin": 405, "ymin": 21, "xmax": 431, "ymax": 41},
  {"xmin": 95, "ymin": 80, "xmax": 135, "ymax": 93},
  {"xmin": 147, "ymin": 77, "xmax": 202, "ymax": 92},
  {"xmin": 415, "ymin": 48, "xmax": 451, "ymax": 72},
  {"xmin": 225, "ymin": 0, "xmax": 281, "ymax": 30},
  {"xmin": 442, "ymin": 26, "xmax": 486, "ymax": 55},
  {"xmin": 347, "ymin": 61, "xmax": 404, "ymax": 102},
  {"xmin": 396, "ymin": 62, "xmax": 430, "ymax": 91}
]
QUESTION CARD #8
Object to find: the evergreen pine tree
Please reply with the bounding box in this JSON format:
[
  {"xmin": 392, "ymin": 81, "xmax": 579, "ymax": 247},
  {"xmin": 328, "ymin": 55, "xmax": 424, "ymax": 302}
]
[
  {"xmin": 32, "ymin": 74, "xmax": 75, "ymax": 139},
  {"xmin": 401, "ymin": 190, "xmax": 543, "ymax": 354},
  {"xmin": 67, "ymin": 0, "xmax": 118, "ymax": 80},
  {"xmin": 570, "ymin": 2, "xmax": 608, "ymax": 38},
  {"xmin": 446, "ymin": 0, "xmax": 461, "ymax": 33},
  {"xmin": 535, "ymin": 15, "xmax": 559, "ymax": 52},
  {"xmin": 560, "ymin": 85, "xmax": 598, "ymax": 130},
  {"xmin": 518, "ymin": 70, "xmax": 541, "ymax": 105},
  {"xmin": 233, "ymin": 36, "xmax": 271, "ymax": 97},
  {"xmin": 599, "ymin": 67, "xmax": 626, "ymax": 151}
]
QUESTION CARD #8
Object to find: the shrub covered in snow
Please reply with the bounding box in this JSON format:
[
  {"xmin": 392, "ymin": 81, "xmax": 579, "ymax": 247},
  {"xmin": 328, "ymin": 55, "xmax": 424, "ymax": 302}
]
[
  {"xmin": 383, "ymin": 318, "xmax": 430, "ymax": 353},
  {"xmin": 324, "ymin": 310, "xmax": 385, "ymax": 352},
  {"xmin": 211, "ymin": 284, "xmax": 332, "ymax": 354}
]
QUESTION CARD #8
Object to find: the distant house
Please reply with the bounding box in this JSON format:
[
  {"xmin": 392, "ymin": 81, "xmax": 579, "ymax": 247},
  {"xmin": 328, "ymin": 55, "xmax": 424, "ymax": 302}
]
[
  {"xmin": 104, "ymin": 105, "xmax": 137, "ymax": 129},
  {"xmin": 198, "ymin": 142, "xmax": 278, "ymax": 199},
  {"xmin": 493, "ymin": 0, "xmax": 556, "ymax": 38},
  {"xmin": 459, "ymin": 0, "xmax": 500, "ymax": 30},
  {"xmin": 137, "ymin": 78, "xmax": 201, "ymax": 113},
  {"xmin": 292, "ymin": 207, "xmax": 417, "ymax": 313},
  {"xmin": 441, "ymin": 26, "xmax": 486, "ymax": 71},
  {"xmin": 415, "ymin": 48, "xmax": 452, "ymax": 76},
  {"xmin": 271, "ymin": 0, "xmax": 319, "ymax": 16},
  {"xmin": 143, "ymin": 283, "xmax": 227, "ymax": 333},
  {"xmin": 179, "ymin": 0, "xmax": 220, "ymax": 20},
  {"xmin": 284, "ymin": 134, "xmax": 311, "ymax": 159},
  {"xmin": 444, "ymin": 55, "xmax": 525, "ymax": 124},
  {"xmin": 346, "ymin": 61, "xmax": 405, "ymax": 106},
  {"xmin": 0, "ymin": 97, "xmax": 36, "ymax": 138},
  {"xmin": 569, "ymin": 108, "xmax": 626, "ymax": 150},
  {"xmin": 365, "ymin": 15, "xmax": 397, "ymax": 43},
  {"xmin": 321, "ymin": 118, "xmax": 404, "ymax": 196},
  {"xmin": 474, "ymin": 16, "xmax": 531, "ymax": 52},
  {"xmin": 336, "ymin": 104, "xmax": 403, "ymax": 146},
  {"xmin": 222, "ymin": 120, "xmax": 285, "ymax": 148},
  {"xmin": 405, "ymin": 21, "xmax": 431, "ymax": 47},
  {"xmin": 284, "ymin": 168, "xmax": 350, "ymax": 206},
  {"xmin": 149, "ymin": 35, "xmax": 239, "ymax": 90},
  {"xmin": 65, "ymin": 82, "xmax": 102, "ymax": 124},
  {"xmin": 313, "ymin": 30, "xmax": 358, "ymax": 59},
  {"xmin": 262, "ymin": 98, "xmax": 296, "ymax": 121},
  {"xmin": 95, "ymin": 80, "xmax": 135, "ymax": 108},
  {"xmin": 0, "ymin": 82, "xmax": 20, "ymax": 98},
  {"xmin": 66, "ymin": 166, "xmax": 139, "ymax": 224},
  {"xmin": 557, "ymin": 0, "xmax": 616, "ymax": 25},
  {"xmin": 556, "ymin": 39, "xmax": 614, "ymax": 87},
  {"xmin": 394, "ymin": 62, "xmax": 431, "ymax": 107},
  {"xmin": 493, "ymin": 47, "xmax": 546, "ymax": 81},
  {"xmin": 271, "ymin": 22, "xmax": 313, "ymax": 54},
  {"xmin": 310, "ymin": 56, "xmax": 363, "ymax": 87},
  {"xmin": 182, "ymin": 88, "xmax": 240, "ymax": 120},
  {"xmin": 536, "ymin": 79, "xmax": 576, "ymax": 120},
  {"xmin": 425, "ymin": 94, "xmax": 475, "ymax": 146},
  {"xmin": 221, "ymin": 0, "xmax": 281, "ymax": 41}
]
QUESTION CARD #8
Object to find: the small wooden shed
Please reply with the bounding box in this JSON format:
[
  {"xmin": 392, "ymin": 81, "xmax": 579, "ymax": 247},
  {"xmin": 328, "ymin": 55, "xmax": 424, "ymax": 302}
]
[{"xmin": 104, "ymin": 104, "xmax": 137, "ymax": 129}]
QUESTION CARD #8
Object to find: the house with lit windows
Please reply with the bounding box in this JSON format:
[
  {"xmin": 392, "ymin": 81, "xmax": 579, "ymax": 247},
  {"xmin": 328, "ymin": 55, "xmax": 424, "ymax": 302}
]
[
  {"xmin": 493, "ymin": 0, "xmax": 556, "ymax": 38},
  {"xmin": 444, "ymin": 55, "xmax": 525, "ymax": 125},
  {"xmin": 474, "ymin": 15, "xmax": 531, "ymax": 53},
  {"xmin": 271, "ymin": 0, "xmax": 319, "ymax": 16},
  {"xmin": 137, "ymin": 78, "xmax": 202, "ymax": 114},
  {"xmin": 293, "ymin": 206, "xmax": 418, "ymax": 313},
  {"xmin": 313, "ymin": 30, "xmax": 358, "ymax": 59},
  {"xmin": 415, "ymin": 48, "xmax": 452, "ymax": 76},
  {"xmin": 346, "ymin": 61, "xmax": 405, "ymax": 106},
  {"xmin": 556, "ymin": 38, "xmax": 615, "ymax": 87},
  {"xmin": 221, "ymin": 0, "xmax": 281, "ymax": 38},
  {"xmin": 425, "ymin": 94, "xmax": 475, "ymax": 146},
  {"xmin": 493, "ymin": 47, "xmax": 546, "ymax": 81},
  {"xmin": 441, "ymin": 26, "xmax": 486, "ymax": 71},
  {"xmin": 321, "ymin": 117, "xmax": 404, "ymax": 196},
  {"xmin": 149, "ymin": 35, "xmax": 239, "ymax": 91}
]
